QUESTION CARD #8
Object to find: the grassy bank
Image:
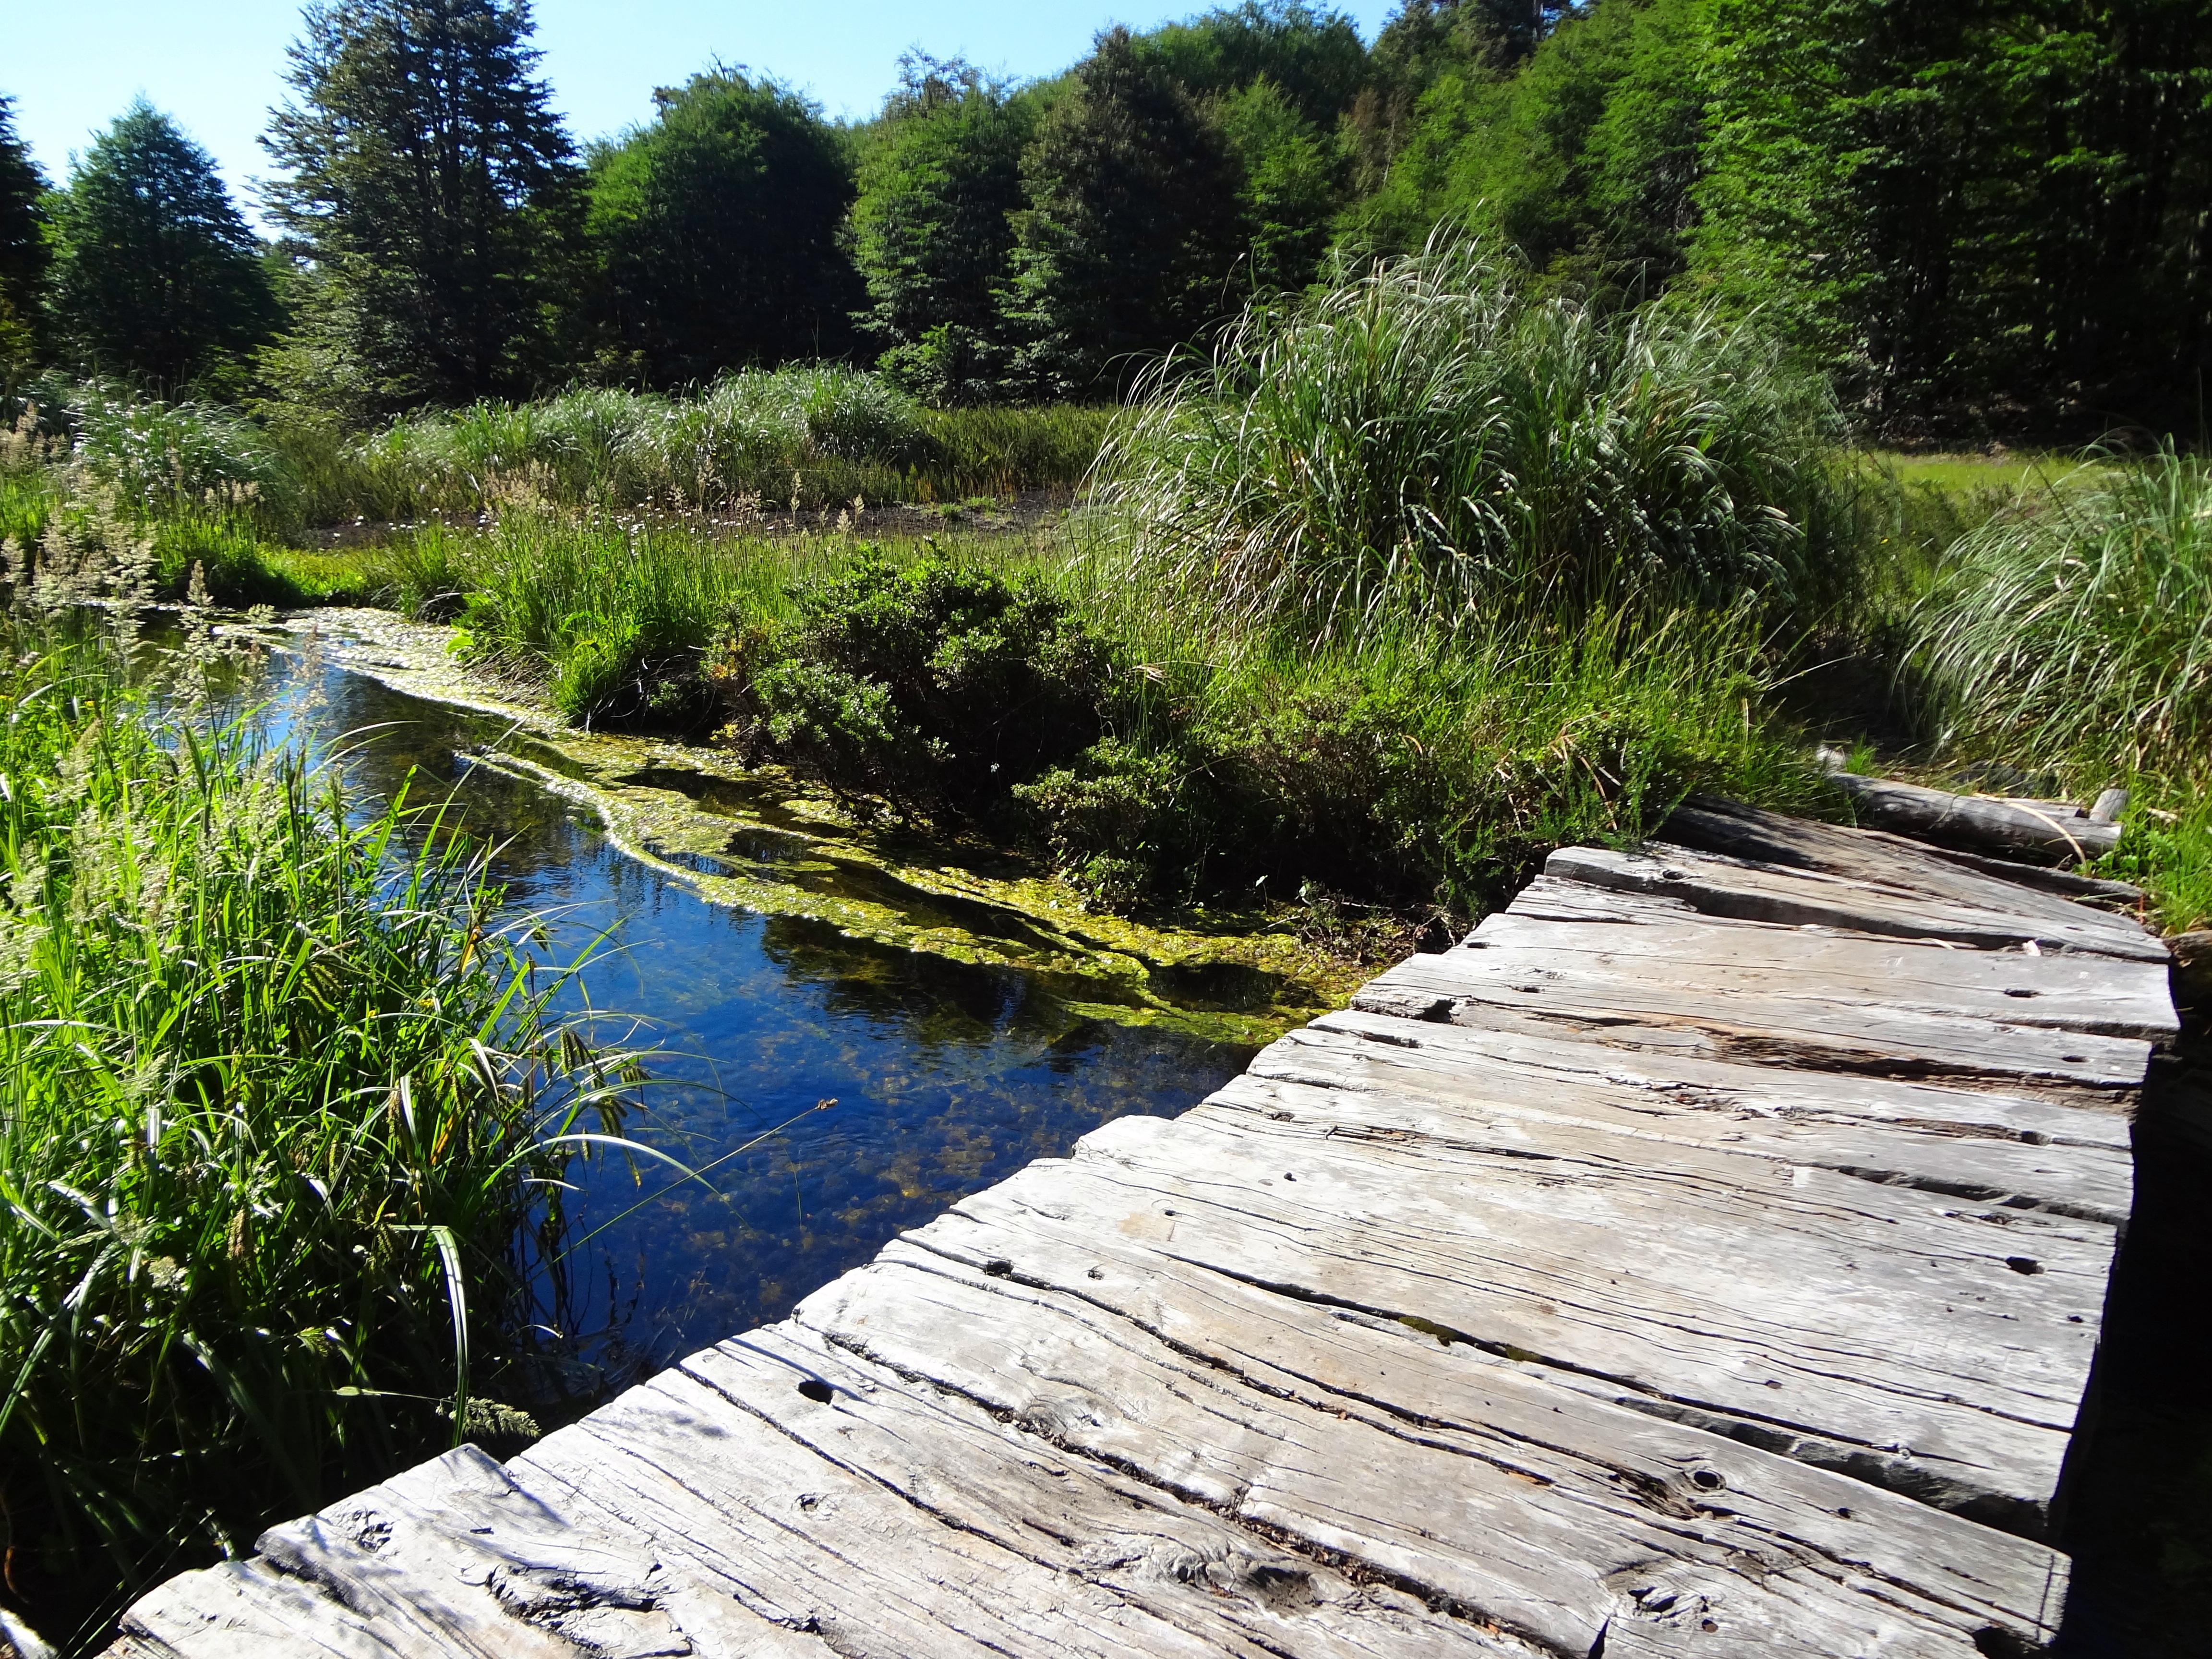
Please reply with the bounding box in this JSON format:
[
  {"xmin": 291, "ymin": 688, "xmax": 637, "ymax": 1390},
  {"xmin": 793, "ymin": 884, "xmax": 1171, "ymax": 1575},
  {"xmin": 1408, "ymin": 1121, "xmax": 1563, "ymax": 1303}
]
[
  {"xmin": 3, "ymin": 372, "xmax": 1110, "ymax": 546},
  {"xmin": 0, "ymin": 572, "xmax": 650, "ymax": 1647}
]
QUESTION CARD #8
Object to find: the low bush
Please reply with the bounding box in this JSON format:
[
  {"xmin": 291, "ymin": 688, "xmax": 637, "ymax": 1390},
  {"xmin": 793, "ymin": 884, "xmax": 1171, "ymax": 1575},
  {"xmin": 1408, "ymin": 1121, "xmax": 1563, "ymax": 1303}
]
[{"xmin": 717, "ymin": 550, "xmax": 1114, "ymax": 819}]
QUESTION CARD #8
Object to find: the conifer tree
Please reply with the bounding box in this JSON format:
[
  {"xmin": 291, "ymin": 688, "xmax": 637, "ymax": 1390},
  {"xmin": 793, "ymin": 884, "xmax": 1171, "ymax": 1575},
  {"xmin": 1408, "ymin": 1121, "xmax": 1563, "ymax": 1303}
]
[
  {"xmin": 0, "ymin": 96, "xmax": 48, "ymax": 371},
  {"xmin": 851, "ymin": 56, "xmax": 1033, "ymax": 402},
  {"xmin": 45, "ymin": 102, "xmax": 274, "ymax": 393},
  {"xmin": 262, "ymin": 0, "xmax": 580, "ymax": 413}
]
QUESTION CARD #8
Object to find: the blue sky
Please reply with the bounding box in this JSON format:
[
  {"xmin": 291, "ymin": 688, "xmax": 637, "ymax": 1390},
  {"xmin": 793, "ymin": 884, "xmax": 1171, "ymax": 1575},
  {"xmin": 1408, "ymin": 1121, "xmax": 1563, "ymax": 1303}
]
[{"xmin": 6, "ymin": 1, "xmax": 1399, "ymax": 224}]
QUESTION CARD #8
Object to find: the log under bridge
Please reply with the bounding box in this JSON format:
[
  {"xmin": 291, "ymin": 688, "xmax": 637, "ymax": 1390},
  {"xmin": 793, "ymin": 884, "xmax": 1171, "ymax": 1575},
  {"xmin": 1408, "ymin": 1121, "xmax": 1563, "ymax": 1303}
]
[{"xmin": 108, "ymin": 795, "xmax": 2179, "ymax": 1659}]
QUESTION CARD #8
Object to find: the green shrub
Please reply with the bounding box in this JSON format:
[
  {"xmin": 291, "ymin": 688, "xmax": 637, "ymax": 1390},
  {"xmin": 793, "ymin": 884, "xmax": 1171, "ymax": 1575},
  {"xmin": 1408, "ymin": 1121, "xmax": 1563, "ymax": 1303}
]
[
  {"xmin": 721, "ymin": 551, "xmax": 1113, "ymax": 818},
  {"xmin": 1013, "ymin": 738, "xmax": 1187, "ymax": 910},
  {"xmin": 1095, "ymin": 236, "xmax": 1848, "ymax": 643}
]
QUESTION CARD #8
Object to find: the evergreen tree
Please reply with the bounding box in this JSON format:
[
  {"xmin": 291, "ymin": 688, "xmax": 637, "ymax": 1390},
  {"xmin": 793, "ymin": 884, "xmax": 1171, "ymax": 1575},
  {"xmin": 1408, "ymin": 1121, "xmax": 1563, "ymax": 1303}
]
[
  {"xmin": 1007, "ymin": 27, "xmax": 1248, "ymax": 394},
  {"xmin": 851, "ymin": 56, "xmax": 1033, "ymax": 402},
  {"xmin": 1212, "ymin": 77, "xmax": 1348, "ymax": 291},
  {"xmin": 1351, "ymin": 0, "xmax": 1700, "ymax": 284},
  {"xmin": 588, "ymin": 70, "xmax": 857, "ymax": 385},
  {"xmin": 45, "ymin": 102, "xmax": 274, "ymax": 394},
  {"xmin": 0, "ymin": 96, "xmax": 49, "ymax": 371},
  {"xmin": 261, "ymin": 0, "xmax": 581, "ymax": 414}
]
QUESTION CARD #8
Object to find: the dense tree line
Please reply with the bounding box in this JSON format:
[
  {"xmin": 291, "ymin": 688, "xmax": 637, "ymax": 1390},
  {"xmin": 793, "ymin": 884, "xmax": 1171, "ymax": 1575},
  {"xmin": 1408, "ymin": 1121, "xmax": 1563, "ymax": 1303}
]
[{"xmin": 0, "ymin": 0, "xmax": 2206, "ymax": 435}]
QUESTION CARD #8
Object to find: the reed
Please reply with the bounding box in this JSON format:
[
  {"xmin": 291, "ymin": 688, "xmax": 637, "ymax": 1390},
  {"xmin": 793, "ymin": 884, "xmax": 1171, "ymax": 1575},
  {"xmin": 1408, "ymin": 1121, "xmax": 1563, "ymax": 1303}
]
[
  {"xmin": 1910, "ymin": 447, "xmax": 2212, "ymax": 779},
  {"xmin": 1094, "ymin": 235, "xmax": 1850, "ymax": 646},
  {"xmin": 0, "ymin": 579, "xmax": 651, "ymax": 1648}
]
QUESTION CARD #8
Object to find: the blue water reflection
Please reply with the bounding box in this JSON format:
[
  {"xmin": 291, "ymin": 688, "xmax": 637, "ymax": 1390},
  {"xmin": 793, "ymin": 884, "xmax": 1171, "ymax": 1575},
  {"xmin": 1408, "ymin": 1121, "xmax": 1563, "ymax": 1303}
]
[{"xmin": 263, "ymin": 649, "xmax": 1251, "ymax": 1396}]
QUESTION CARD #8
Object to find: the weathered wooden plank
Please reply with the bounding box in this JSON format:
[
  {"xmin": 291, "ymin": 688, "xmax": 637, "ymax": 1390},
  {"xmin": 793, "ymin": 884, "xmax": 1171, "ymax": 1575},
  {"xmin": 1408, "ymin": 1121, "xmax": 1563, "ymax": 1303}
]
[
  {"xmin": 520, "ymin": 1336, "xmax": 1517, "ymax": 1659},
  {"xmin": 804, "ymin": 1245, "xmax": 2068, "ymax": 1655},
  {"xmin": 1822, "ymin": 772, "xmax": 2121, "ymax": 863},
  {"xmin": 117, "ymin": 1444, "xmax": 840, "ymax": 1659},
  {"xmin": 945, "ymin": 1104, "xmax": 2112, "ymax": 1527},
  {"xmin": 1460, "ymin": 910, "xmax": 2175, "ymax": 1043},
  {"xmin": 1546, "ymin": 843, "xmax": 2167, "ymax": 962},
  {"xmin": 1307, "ymin": 1008, "xmax": 2136, "ymax": 1153},
  {"xmin": 1253, "ymin": 1017, "xmax": 2133, "ymax": 1223},
  {"xmin": 112, "ymin": 1560, "xmax": 417, "ymax": 1659},
  {"xmin": 1663, "ymin": 794, "xmax": 2147, "ymax": 911},
  {"xmin": 108, "ymin": 807, "xmax": 2163, "ymax": 1659},
  {"xmin": 1357, "ymin": 947, "xmax": 2155, "ymax": 1091}
]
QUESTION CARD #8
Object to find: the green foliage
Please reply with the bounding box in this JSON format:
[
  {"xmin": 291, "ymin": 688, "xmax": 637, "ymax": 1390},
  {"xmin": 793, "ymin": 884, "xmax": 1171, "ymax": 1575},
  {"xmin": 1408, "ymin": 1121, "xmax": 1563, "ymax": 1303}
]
[
  {"xmin": 1354, "ymin": 0, "xmax": 1702, "ymax": 283},
  {"xmin": 1911, "ymin": 449, "xmax": 2212, "ymax": 779},
  {"xmin": 1007, "ymin": 27, "xmax": 1249, "ymax": 395},
  {"xmin": 587, "ymin": 71, "xmax": 858, "ymax": 385},
  {"xmin": 852, "ymin": 58, "xmax": 1035, "ymax": 403},
  {"xmin": 1211, "ymin": 78, "xmax": 1349, "ymax": 292},
  {"xmin": 447, "ymin": 513, "xmax": 758, "ymax": 726},
  {"xmin": 1695, "ymin": 0, "xmax": 2212, "ymax": 433},
  {"xmin": 1140, "ymin": 1, "xmax": 1371, "ymax": 123},
  {"xmin": 723, "ymin": 551, "xmax": 1113, "ymax": 818},
  {"xmin": 0, "ymin": 97, "xmax": 48, "ymax": 373},
  {"xmin": 1012, "ymin": 738, "xmax": 1184, "ymax": 911},
  {"xmin": 43, "ymin": 103, "xmax": 275, "ymax": 397},
  {"xmin": 261, "ymin": 0, "xmax": 583, "ymax": 416},
  {"xmin": 1097, "ymin": 237, "xmax": 1846, "ymax": 644},
  {"xmin": 0, "ymin": 603, "xmax": 644, "ymax": 1647}
]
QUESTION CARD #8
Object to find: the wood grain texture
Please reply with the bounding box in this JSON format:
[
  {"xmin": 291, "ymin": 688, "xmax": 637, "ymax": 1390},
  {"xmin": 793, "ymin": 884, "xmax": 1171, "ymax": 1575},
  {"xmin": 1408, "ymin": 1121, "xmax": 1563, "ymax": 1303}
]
[
  {"xmin": 108, "ymin": 816, "xmax": 2165, "ymax": 1659},
  {"xmin": 1545, "ymin": 843, "xmax": 2166, "ymax": 962},
  {"xmin": 1821, "ymin": 773, "xmax": 2121, "ymax": 863},
  {"xmin": 1661, "ymin": 795, "xmax": 2147, "ymax": 911}
]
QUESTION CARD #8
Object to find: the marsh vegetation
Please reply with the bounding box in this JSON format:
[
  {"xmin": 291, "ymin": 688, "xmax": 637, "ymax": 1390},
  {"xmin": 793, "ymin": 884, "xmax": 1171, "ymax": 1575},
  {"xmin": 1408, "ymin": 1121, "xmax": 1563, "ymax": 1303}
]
[{"xmin": 2, "ymin": 0, "xmax": 2209, "ymax": 1649}]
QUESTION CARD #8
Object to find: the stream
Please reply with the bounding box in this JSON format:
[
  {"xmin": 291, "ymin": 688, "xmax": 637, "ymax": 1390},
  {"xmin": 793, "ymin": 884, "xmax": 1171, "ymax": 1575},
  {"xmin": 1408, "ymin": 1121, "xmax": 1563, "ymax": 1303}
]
[{"xmin": 248, "ymin": 628, "xmax": 1256, "ymax": 1406}]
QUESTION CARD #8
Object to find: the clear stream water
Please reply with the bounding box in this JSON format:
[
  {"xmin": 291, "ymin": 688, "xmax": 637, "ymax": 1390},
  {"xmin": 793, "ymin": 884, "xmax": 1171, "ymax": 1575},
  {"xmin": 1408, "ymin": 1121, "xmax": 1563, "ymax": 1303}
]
[{"xmin": 256, "ymin": 644, "xmax": 1253, "ymax": 1403}]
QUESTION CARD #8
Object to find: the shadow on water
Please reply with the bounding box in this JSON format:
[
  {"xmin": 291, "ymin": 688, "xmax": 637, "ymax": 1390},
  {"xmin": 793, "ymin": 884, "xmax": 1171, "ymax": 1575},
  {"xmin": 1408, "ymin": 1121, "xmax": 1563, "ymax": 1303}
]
[
  {"xmin": 2053, "ymin": 1010, "xmax": 2212, "ymax": 1657},
  {"xmin": 254, "ymin": 651, "xmax": 1254, "ymax": 1416}
]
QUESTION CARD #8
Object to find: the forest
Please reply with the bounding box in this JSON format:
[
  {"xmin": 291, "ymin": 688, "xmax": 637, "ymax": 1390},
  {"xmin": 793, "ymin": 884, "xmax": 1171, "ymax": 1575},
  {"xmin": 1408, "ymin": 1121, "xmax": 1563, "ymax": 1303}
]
[
  {"xmin": 2, "ymin": 0, "xmax": 2207, "ymax": 434},
  {"xmin": 4, "ymin": 1, "xmax": 2212, "ymax": 1654}
]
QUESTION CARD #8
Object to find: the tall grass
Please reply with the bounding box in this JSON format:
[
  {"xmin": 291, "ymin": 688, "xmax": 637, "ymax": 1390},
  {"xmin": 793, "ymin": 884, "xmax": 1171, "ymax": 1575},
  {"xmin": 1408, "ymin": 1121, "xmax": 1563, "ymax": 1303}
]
[
  {"xmin": 1096, "ymin": 236, "xmax": 1848, "ymax": 643},
  {"xmin": 0, "ymin": 584, "xmax": 649, "ymax": 1646},
  {"xmin": 1911, "ymin": 448, "xmax": 2212, "ymax": 777},
  {"xmin": 440, "ymin": 514, "xmax": 799, "ymax": 725},
  {"xmin": 299, "ymin": 372, "xmax": 1110, "ymax": 524}
]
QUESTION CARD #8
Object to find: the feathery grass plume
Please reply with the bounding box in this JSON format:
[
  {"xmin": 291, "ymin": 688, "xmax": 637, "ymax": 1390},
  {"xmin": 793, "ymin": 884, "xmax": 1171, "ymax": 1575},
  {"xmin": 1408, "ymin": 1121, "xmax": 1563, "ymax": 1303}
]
[
  {"xmin": 1094, "ymin": 234, "xmax": 1848, "ymax": 646},
  {"xmin": 0, "ymin": 609, "xmax": 659, "ymax": 1649},
  {"xmin": 1909, "ymin": 447, "xmax": 2212, "ymax": 780}
]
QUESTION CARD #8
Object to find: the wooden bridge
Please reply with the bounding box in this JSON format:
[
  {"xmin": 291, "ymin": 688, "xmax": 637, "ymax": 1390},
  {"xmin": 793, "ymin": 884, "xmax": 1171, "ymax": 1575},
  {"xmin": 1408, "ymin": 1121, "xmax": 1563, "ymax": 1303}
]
[{"xmin": 109, "ymin": 796, "xmax": 2175, "ymax": 1658}]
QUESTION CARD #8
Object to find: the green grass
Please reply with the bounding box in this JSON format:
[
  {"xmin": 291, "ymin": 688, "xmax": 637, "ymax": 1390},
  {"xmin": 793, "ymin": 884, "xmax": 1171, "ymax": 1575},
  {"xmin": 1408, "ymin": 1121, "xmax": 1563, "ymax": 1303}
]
[
  {"xmin": 1097, "ymin": 237, "xmax": 1851, "ymax": 645},
  {"xmin": 282, "ymin": 373, "xmax": 1111, "ymax": 525},
  {"xmin": 0, "ymin": 589, "xmax": 654, "ymax": 1649},
  {"xmin": 1882, "ymin": 447, "xmax": 2212, "ymax": 929}
]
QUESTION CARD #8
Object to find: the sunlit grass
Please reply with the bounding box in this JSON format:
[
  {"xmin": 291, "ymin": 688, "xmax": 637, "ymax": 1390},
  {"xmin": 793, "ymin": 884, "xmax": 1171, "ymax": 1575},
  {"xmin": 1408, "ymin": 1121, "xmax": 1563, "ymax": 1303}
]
[{"xmin": 0, "ymin": 590, "xmax": 656, "ymax": 1648}]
